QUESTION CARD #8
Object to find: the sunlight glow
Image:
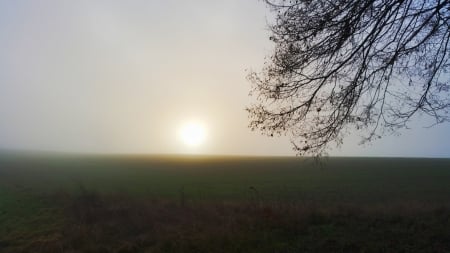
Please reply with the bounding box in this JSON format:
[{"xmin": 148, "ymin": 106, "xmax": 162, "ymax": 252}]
[{"xmin": 179, "ymin": 122, "xmax": 207, "ymax": 147}]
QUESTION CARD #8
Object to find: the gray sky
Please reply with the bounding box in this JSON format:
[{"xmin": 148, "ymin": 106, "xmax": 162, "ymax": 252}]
[{"xmin": 0, "ymin": 0, "xmax": 449, "ymax": 157}]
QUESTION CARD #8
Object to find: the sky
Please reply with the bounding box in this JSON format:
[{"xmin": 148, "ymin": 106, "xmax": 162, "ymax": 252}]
[{"xmin": 0, "ymin": 0, "xmax": 449, "ymax": 157}]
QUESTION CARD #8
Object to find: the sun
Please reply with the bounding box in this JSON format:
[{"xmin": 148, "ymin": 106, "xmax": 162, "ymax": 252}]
[{"xmin": 179, "ymin": 122, "xmax": 207, "ymax": 147}]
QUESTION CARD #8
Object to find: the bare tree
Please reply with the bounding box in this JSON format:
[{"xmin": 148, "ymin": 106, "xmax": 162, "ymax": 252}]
[{"xmin": 248, "ymin": 0, "xmax": 450, "ymax": 155}]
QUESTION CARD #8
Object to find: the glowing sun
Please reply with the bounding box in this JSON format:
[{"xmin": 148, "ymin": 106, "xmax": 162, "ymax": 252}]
[{"xmin": 179, "ymin": 122, "xmax": 207, "ymax": 147}]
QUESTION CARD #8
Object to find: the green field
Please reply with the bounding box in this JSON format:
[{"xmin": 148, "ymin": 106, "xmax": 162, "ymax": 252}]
[{"xmin": 1, "ymin": 153, "xmax": 450, "ymax": 252}]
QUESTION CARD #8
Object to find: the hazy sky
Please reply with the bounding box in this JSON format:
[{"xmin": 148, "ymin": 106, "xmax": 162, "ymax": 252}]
[{"xmin": 0, "ymin": 0, "xmax": 449, "ymax": 157}]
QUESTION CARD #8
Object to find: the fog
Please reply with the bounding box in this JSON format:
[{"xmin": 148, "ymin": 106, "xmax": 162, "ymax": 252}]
[{"xmin": 0, "ymin": 1, "xmax": 449, "ymax": 157}]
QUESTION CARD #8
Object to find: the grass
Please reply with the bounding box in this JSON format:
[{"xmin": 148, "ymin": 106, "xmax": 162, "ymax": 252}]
[{"xmin": 1, "ymin": 152, "xmax": 450, "ymax": 252}]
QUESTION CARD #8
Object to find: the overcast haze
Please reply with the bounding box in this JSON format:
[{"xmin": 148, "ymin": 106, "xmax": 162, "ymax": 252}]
[{"xmin": 0, "ymin": 0, "xmax": 449, "ymax": 157}]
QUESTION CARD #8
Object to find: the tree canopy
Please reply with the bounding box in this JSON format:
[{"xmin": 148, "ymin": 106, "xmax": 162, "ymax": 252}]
[{"xmin": 248, "ymin": 0, "xmax": 450, "ymax": 155}]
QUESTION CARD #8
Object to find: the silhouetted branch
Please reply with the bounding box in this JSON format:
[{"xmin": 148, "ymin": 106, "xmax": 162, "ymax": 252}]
[{"xmin": 249, "ymin": 0, "xmax": 450, "ymax": 155}]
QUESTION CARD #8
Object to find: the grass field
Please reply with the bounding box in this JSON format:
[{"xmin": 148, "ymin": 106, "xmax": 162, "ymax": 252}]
[{"xmin": 1, "ymin": 152, "xmax": 450, "ymax": 252}]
